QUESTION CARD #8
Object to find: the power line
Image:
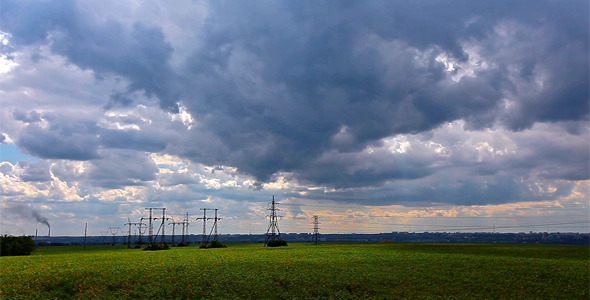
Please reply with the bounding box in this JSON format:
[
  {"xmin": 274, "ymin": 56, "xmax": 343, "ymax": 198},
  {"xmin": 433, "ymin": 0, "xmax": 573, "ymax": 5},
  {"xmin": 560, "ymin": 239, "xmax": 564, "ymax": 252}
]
[
  {"xmin": 280, "ymin": 204, "xmax": 588, "ymax": 222},
  {"xmin": 318, "ymin": 220, "xmax": 589, "ymax": 233},
  {"xmin": 359, "ymin": 219, "xmax": 589, "ymax": 227},
  {"xmin": 365, "ymin": 215, "xmax": 590, "ymax": 219},
  {"xmin": 429, "ymin": 221, "xmax": 590, "ymax": 232}
]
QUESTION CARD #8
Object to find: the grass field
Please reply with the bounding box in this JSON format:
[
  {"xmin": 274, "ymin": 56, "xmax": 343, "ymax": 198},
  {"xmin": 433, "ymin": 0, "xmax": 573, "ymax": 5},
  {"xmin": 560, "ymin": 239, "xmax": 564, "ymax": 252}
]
[{"xmin": 1, "ymin": 242, "xmax": 588, "ymax": 299}]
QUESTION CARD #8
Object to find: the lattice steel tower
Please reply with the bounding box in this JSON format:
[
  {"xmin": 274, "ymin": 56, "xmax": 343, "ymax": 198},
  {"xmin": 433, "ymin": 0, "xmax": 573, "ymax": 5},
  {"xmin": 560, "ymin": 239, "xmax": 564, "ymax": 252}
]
[
  {"xmin": 142, "ymin": 207, "xmax": 165, "ymax": 246},
  {"xmin": 181, "ymin": 212, "xmax": 190, "ymax": 244},
  {"xmin": 264, "ymin": 195, "xmax": 281, "ymax": 246},
  {"xmin": 196, "ymin": 208, "xmax": 211, "ymax": 245},
  {"xmin": 125, "ymin": 218, "xmax": 144, "ymax": 248},
  {"xmin": 207, "ymin": 209, "xmax": 221, "ymax": 242},
  {"xmin": 108, "ymin": 227, "xmax": 120, "ymax": 245},
  {"xmin": 312, "ymin": 215, "xmax": 320, "ymax": 246}
]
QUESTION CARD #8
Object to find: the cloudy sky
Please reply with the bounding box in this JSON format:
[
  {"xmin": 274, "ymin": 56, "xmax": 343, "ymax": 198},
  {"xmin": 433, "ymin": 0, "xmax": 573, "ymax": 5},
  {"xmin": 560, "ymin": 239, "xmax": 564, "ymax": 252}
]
[{"xmin": 1, "ymin": 0, "xmax": 588, "ymax": 237}]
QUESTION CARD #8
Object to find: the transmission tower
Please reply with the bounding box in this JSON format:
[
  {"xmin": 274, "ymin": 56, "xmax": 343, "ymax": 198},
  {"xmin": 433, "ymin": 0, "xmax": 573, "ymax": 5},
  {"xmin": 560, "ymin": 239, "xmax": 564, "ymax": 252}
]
[
  {"xmin": 125, "ymin": 219, "xmax": 133, "ymax": 248},
  {"xmin": 137, "ymin": 222, "xmax": 147, "ymax": 245},
  {"xmin": 141, "ymin": 208, "xmax": 154, "ymax": 246},
  {"xmin": 100, "ymin": 231, "xmax": 108, "ymax": 245},
  {"xmin": 206, "ymin": 209, "xmax": 222, "ymax": 243},
  {"xmin": 154, "ymin": 208, "xmax": 170, "ymax": 244},
  {"xmin": 173, "ymin": 212, "xmax": 190, "ymax": 245},
  {"xmin": 142, "ymin": 207, "xmax": 165, "ymax": 246},
  {"xmin": 312, "ymin": 215, "xmax": 321, "ymax": 246},
  {"xmin": 125, "ymin": 218, "xmax": 144, "ymax": 248},
  {"xmin": 169, "ymin": 217, "xmax": 185, "ymax": 245},
  {"xmin": 108, "ymin": 227, "xmax": 120, "ymax": 245},
  {"xmin": 264, "ymin": 195, "xmax": 282, "ymax": 246},
  {"xmin": 181, "ymin": 212, "xmax": 190, "ymax": 244},
  {"xmin": 196, "ymin": 208, "xmax": 211, "ymax": 245}
]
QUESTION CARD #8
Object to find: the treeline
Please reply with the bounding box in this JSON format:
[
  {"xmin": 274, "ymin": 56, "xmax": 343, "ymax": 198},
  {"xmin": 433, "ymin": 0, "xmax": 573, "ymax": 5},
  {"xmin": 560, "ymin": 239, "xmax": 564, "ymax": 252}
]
[{"xmin": 0, "ymin": 235, "xmax": 36, "ymax": 256}]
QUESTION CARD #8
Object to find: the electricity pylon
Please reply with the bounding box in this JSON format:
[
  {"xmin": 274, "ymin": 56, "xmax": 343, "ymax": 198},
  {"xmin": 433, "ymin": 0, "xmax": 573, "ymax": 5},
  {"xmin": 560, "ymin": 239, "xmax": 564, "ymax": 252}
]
[
  {"xmin": 154, "ymin": 208, "xmax": 170, "ymax": 244},
  {"xmin": 137, "ymin": 222, "xmax": 147, "ymax": 245},
  {"xmin": 169, "ymin": 217, "xmax": 185, "ymax": 245},
  {"xmin": 312, "ymin": 215, "xmax": 321, "ymax": 246},
  {"xmin": 206, "ymin": 209, "xmax": 222, "ymax": 243},
  {"xmin": 142, "ymin": 207, "xmax": 165, "ymax": 246},
  {"xmin": 108, "ymin": 227, "xmax": 120, "ymax": 245},
  {"xmin": 181, "ymin": 212, "xmax": 190, "ymax": 244},
  {"xmin": 196, "ymin": 208, "xmax": 211, "ymax": 245},
  {"xmin": 100, "ymin": 231, "xmax": 108, "ymax": 245},
  {"xmin": 264, "ymin": 195, "xmax": 282, "ymax": 246},
  {"xmin": 125, "ymin": 217, "xmax": 144, "ymax": 248}
]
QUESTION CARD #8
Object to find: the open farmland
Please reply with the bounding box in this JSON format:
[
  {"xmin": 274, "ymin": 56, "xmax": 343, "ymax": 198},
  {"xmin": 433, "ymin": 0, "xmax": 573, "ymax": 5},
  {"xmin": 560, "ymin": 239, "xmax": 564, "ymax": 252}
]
[{"xmin": 1, "ymin": 242, "xmax": 588, "ymax": 299}]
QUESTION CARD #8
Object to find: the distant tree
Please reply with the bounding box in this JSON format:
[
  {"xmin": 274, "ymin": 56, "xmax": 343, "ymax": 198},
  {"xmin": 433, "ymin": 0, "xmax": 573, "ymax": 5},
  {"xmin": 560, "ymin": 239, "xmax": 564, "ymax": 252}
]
[
  {"xmin": 266, "ymin": 239, "xmax": 288, "ymax": 247},
  {"xmin": 0, "ymin": 235, "xmax": 36, "ymax": 256},
  {"xmin": 143, "ymin": 243, "xmax": 170, "ymax": 251},
  {"xmin": 205, "ymin": 240, "xmax": 227, "ymax": 248}
]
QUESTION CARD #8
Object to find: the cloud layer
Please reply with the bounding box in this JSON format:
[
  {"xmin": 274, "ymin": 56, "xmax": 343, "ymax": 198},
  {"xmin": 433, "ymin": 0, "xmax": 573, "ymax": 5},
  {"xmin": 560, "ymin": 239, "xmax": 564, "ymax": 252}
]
[{"xmin": 0, "ymin": 1, "xmax": 588, "ymax": 235}]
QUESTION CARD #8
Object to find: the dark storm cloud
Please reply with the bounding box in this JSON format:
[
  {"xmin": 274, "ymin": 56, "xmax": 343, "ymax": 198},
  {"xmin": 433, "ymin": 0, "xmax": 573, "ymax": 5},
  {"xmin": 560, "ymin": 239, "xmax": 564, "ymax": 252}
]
[
  {"xmin": 469, "ymin": 18, "xmax": 589, "ymax": 131},
  {"xmin": 1, "ymin": 0, "xmax": 180, "ymax": 111},
  {"xmin": 288, "ymin": 172, "xmax": 575, "ymax": 207},
  {"xmin": 511, "ymin": 126, "xmax": 590, "ymax": 181},
  {"xmin": 456, "ymin": 123, "xmax": 590, "ymax": 182},
  {"xmin": 13, "ymin": 109, "xmax": 172, "ymax": 161},
  {"xmin": 295, "ymin": 148, "xmax": 438, "ymax": 189},
  {"xmin": 13, "ymin": 110, "xmax": 42, "ymax": 123},
  {"xmin": 2, "ymin": 1, "xmax": 588, "ymax": 196},
  {"xmin": 85, "ymin": 150, "xmax": 159, "ymax": 189},
  {"xmin": 173, "ymin": 0, "xmax": 588, "ymax": 185},
  {"xmin": 159, "ymin": 171, "xmax": 197, "ymax": 187},
  {"xmin": 15, "ymin": 113, "xmax": 100, "ymax": 161},
  {"xmin": 18, "ymin": 160, "xmax": 52, "ymax": 182},
  {"xmin": 99, "ymin": 128, "xmax": 168, "ymax": 152},
  {"xmin": 17, "ymin": 124, "xmax": 99, "ymax": 160}
]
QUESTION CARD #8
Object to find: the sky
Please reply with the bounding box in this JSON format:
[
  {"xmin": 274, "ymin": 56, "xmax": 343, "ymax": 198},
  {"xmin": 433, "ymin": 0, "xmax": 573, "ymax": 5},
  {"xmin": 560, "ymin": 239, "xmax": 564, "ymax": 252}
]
[{"xmin": 0, "ymin": 0, "xmax": 588, "ymax": 237}]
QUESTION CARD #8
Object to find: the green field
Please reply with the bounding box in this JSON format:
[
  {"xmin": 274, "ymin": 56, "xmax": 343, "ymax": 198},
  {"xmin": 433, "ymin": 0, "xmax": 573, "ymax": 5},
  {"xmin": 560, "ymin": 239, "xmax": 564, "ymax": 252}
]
[{"xmin": 1, "ymin": 242, "xmax": 588, "ymax": 299}]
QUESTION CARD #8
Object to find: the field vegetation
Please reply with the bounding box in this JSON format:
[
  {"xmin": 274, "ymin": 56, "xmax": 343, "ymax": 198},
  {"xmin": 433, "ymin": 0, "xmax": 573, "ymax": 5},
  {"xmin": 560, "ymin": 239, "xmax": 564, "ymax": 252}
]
[{"xmin": 1, "ymin": 242, "xmax": 588, "ymax": 299}]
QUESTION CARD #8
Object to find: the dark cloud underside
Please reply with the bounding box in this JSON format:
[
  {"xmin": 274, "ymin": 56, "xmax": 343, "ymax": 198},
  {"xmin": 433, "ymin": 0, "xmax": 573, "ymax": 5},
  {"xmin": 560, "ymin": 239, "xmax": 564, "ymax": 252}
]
[{"xmin": 1, "ymin": 0, "xmax": 587, "ymax": 203}]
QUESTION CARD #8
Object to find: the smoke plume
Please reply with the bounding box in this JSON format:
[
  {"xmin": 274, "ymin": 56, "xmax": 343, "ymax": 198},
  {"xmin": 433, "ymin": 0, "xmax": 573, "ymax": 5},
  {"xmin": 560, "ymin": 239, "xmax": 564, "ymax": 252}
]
[
  {"xmin": 6, "ymin": 204, "xmax": 51, "ymax": 228},
  {"xmin": 32, "ymin": 210, "xmax": 50, "ymax": 228}
]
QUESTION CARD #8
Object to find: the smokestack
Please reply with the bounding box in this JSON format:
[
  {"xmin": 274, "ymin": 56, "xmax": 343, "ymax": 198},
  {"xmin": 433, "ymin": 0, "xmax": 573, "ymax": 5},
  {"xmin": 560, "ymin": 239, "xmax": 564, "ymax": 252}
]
[
  {"xmin": 32, "ymin": 211, "xmax": 50, "ymax": 228},
  {"xmin": 6, "ymin": 205, "xmax": 51, "ymax": 236},
  {"xmin": 31, "ymin": 210, "xmax": 50, "ymax": 236}
]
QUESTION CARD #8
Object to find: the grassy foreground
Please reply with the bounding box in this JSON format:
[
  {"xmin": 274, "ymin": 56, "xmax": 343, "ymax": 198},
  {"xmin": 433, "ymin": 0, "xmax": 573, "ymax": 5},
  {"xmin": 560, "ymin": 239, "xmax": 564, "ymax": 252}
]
[{"xmin": 1, "ymin": 242, "xmax": 588, "ymax": 299}]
